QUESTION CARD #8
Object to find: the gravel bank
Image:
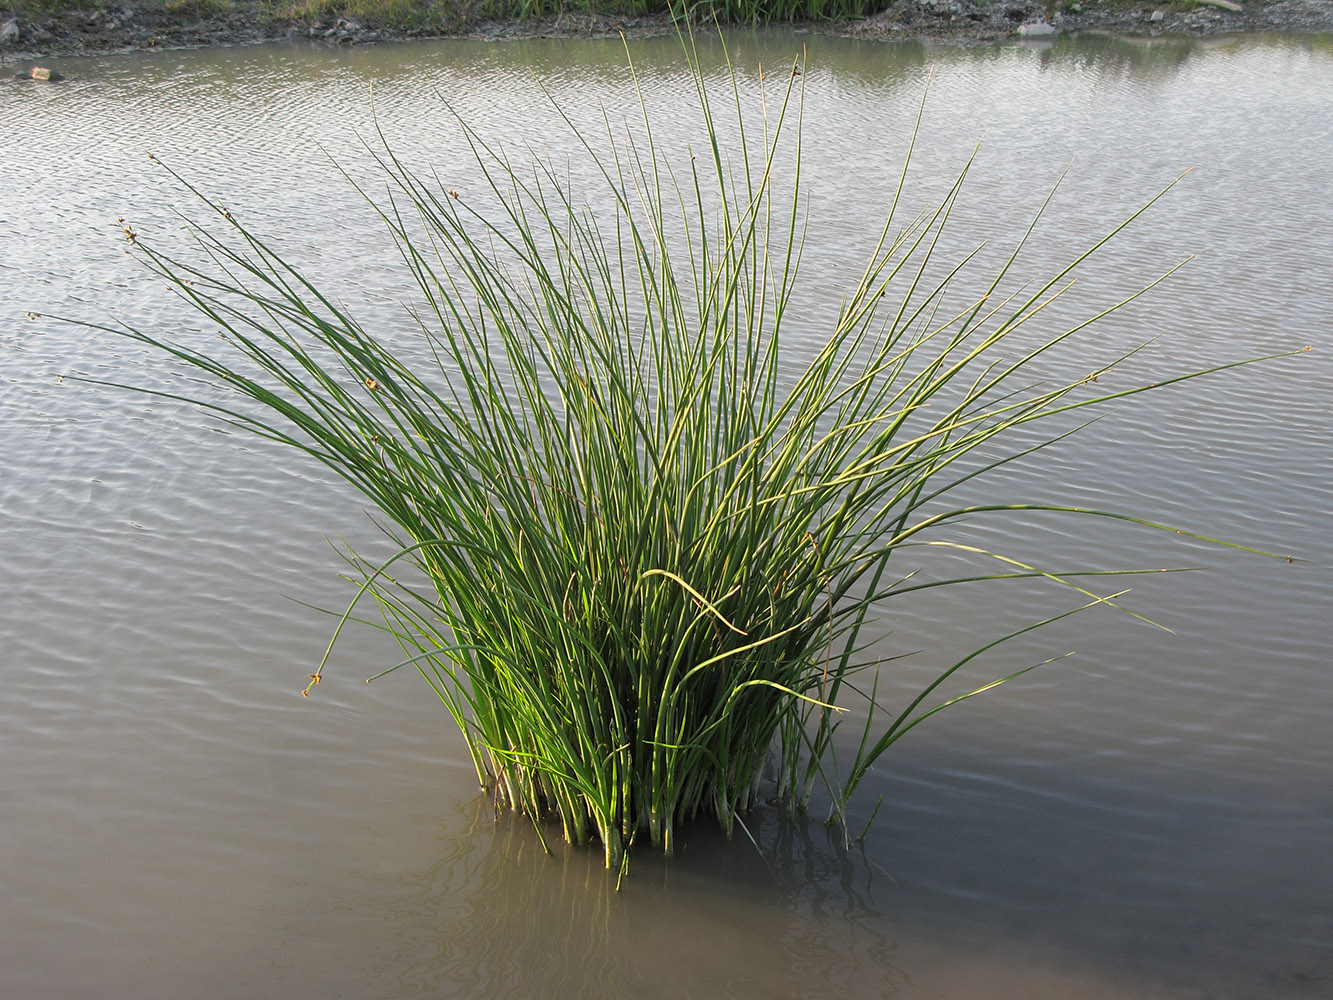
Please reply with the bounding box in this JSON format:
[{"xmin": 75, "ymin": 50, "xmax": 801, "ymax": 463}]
[{"xmin": 2, "ymin": 0, "xmax": 1331, "ymax": 66}]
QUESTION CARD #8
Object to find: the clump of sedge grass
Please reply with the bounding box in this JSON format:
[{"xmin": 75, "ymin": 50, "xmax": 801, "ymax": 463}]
[{"xmin": 74, "ymin": 35, "xmax": 1293, "ymax": 871}]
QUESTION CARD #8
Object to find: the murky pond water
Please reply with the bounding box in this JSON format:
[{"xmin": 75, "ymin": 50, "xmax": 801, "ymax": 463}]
[{"xmin": 2, "ymin": 27, "xmax": 1330, "ymax": 999}]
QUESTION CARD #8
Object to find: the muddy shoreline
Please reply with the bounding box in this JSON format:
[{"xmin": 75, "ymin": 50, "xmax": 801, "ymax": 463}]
[{"xmin": 3, "ymin": 0, "xmax": 1331, "ymax": 65}]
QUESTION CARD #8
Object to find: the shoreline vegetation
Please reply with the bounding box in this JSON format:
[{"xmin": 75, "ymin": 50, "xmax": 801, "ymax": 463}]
[{"xmin": 3, "ymin": 0, "xmax": 1332, "ymax": 63}]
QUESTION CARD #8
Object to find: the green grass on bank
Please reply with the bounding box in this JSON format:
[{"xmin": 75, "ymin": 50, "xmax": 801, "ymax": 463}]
[
  {"xmin": 2, "ymin": 0, "xmax": 1246, "ymax": 31},
  {"xmin": 0, "ymin": 0, "xmax": 886, "ymax": 27}
]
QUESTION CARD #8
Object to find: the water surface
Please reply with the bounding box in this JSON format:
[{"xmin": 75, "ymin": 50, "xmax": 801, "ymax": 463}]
[{"xmin": 2, "ymin": 29, "xmax": 1330, "ymax": 999}]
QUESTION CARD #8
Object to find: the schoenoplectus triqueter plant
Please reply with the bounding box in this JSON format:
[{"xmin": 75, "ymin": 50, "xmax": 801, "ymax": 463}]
[{"xmin": 71, "ymin": 34, "xmax": 1296, "ymax": 871}]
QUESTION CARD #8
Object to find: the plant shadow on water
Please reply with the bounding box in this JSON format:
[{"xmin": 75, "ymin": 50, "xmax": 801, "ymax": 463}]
[
  {"xmin": 340, "ymin": 795, "xmax": 917, "ymax": 999},
  {"xmin": 317, "ymin": 749, "xmax": 1330, "ymax": 999}
]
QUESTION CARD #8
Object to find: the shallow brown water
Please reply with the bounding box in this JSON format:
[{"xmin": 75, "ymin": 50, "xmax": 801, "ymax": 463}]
[{"xmin": 1, "ymin": 29, "xmax": 1330, "ymax": 999}]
